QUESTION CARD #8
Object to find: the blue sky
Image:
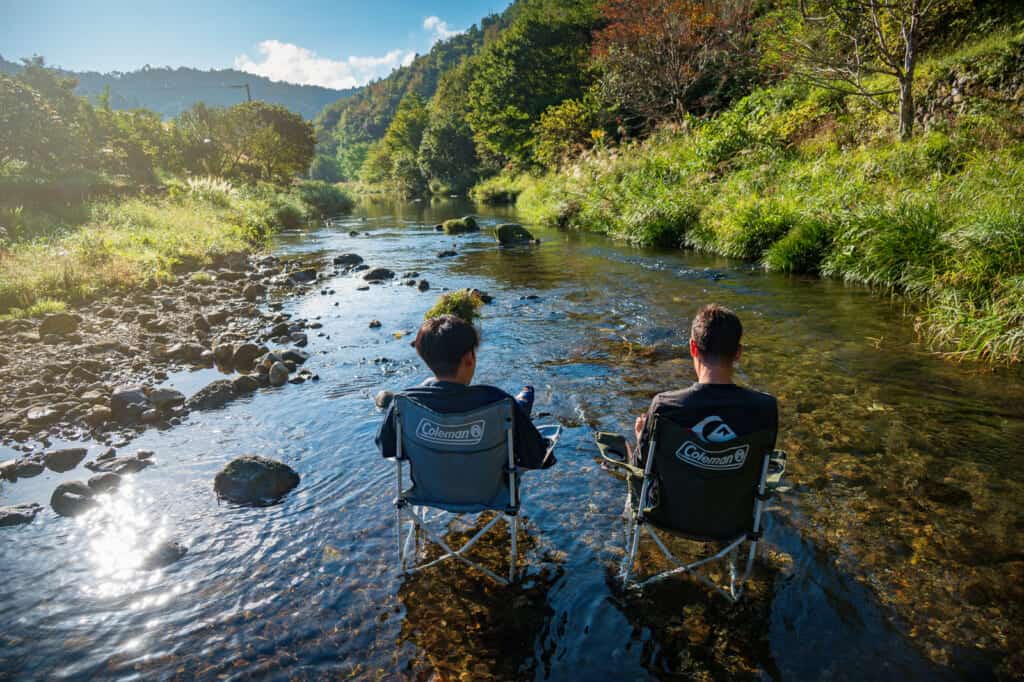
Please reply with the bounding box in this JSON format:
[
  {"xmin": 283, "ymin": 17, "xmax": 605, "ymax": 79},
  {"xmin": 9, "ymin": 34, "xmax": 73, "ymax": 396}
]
[{"xmin": 0, "ymin": 0, "xmax": 508, "ymax": 89}]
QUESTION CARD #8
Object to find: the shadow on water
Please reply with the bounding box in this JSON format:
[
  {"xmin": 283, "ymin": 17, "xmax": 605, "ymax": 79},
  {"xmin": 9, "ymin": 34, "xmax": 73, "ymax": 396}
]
[{"xmin": 1, "ymin": 198, "xmax": 1021, "ymax": 680}]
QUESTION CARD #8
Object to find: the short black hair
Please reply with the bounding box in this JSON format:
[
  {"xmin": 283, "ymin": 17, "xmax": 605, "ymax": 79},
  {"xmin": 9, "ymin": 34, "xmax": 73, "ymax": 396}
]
[
  {"xmin": 414, "ymin": 314, "xmax": 480, "ymax": 377},
  {"xmin": 691, "ymin": 304, "xmax": 742, "ymax": 363}
]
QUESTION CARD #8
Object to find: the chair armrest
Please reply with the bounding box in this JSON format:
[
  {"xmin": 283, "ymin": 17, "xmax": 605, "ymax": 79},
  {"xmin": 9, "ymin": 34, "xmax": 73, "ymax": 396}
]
[{"xmin": 765, "ymin": 450, "xmax": 787, "ymax": 490}]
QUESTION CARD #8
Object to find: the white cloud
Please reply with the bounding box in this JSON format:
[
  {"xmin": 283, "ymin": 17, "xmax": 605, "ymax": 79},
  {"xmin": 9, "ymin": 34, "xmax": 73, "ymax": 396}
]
[
  {"xmin": 423, "ymin": 16, "xmax": 461, "ymax": 44},
  {"xmin": 235, "ymin": 40, "xmax": 414, "ymax": 90}
]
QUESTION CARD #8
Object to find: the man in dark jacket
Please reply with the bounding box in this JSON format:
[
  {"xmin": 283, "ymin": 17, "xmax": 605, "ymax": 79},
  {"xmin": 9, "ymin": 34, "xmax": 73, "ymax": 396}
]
[
  {"xmin": 376, "ymin": 315, "xmax": 554, "ymax": 470},
  {"xmin": 632, "ymin": 304, "xmax": 777, "ymax": 468}
]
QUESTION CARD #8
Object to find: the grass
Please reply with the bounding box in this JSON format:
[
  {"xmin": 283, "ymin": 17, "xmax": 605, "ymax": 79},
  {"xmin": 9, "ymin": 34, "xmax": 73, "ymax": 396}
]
[
  {"xmin": 495, "ymin": 30, "xmax": 1024, "ymax": 363},
  {"xmin": 0, "ymin": 298, "xmax": 68, "ymax": 321}
]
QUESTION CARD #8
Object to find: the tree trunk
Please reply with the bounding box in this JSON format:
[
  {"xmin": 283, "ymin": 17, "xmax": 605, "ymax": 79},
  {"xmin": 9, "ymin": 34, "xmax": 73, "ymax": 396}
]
[{"xmin": 898, "ymin": 76, "xmax": 914, "ymax": 141}]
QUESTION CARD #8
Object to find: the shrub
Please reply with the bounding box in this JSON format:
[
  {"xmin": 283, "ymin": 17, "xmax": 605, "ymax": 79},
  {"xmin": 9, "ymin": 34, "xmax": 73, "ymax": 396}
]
[
  {"xmin": 763, "ymin": 218, "xmax": 834, "ymax": 273},
  {"xmin": 425, "ymin": 289, "xmax": 485, "ymax": 323}
]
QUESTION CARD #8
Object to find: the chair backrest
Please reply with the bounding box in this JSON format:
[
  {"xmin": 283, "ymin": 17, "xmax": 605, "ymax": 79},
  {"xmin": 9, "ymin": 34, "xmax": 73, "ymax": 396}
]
[
  {"xmin": 644, "ymin": 414, "xmax": 774, "ymax": 540},
  {"xmin": 394, "ymin": 395, "xmax": 515, "ymax": 510}
]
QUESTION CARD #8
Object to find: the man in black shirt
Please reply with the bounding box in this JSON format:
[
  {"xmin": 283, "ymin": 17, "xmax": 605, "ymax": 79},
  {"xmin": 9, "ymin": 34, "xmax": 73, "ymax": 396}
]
[
  {"xmin": 376, "ymin": 315, "xmax": 554, "ymax": 470},
  {"xmin": 632, "ymin": 304, "xmax": 777, "ymax": 467}
]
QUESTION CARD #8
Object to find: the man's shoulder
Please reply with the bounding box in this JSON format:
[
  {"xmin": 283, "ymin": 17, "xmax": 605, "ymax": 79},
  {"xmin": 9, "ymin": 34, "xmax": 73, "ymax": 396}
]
[
  {"xmin": 651, "ymin": 384, "xmax": 776, "ymax": 411},
  {"xmin": 396, "ymin": 382, "xmax": 511, "ymax": 412}
]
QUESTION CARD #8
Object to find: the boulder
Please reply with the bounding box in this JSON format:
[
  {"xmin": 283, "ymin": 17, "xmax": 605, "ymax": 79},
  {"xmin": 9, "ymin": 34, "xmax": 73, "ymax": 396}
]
[
  {"xmin": 141, "ymin": 539, "xmax": 188, "ymax": 570},
  {"xmin": 243, "ymin": 283, "xmax": 266, "ymax": 301},
  {"xmin": 374, "ymin": 390, "xmax": 395, "ymax": 410},
  {"xmin": 437, "ymin": 250, "xmax": 458, "ymax": 258},
  {"xmin": 0, "ymin": 459, "xmax": 18, "ymax": 482},
  {"xmin": 417, "ymin": 279, "xmax": 430, "ymax": 291},
  {"xmin": 87, "ymin": 472, "xmax": 122, "ymax": 493},
  {"xmin": 0, "ymin": 503, "xmax": 43, "ymax": 528},
  {"xmin": 43, "ymin": 447, "xmax": 88, "ymax": 473},
  {"xmin": 147, "ymin": 387, "xmax": 186, "ymax": 411},
  {"xmin": 111, "ymin": 385, "xmax": 151, "ymax": 421},
  {"xmin": 39, "ymin": 313, "xmax": 80, "ymax": 336},
  {"xmin": 214, "ymin": 455, "xmax": 300, "ymax": 505},
  {"xmin": 495, "ymin": 223, "xmax": 536, "ymax": 245},
  {"xmin": 369, "ymin": 320, "xmax": 382, "ymax": 329},
  {"xmin": 268, "ymin": 362, "xmax": 290, "ymax": 387},
  {"xmin": 362, "ymin": 267, "xmax": 395, "ymax": 281},
  {"xmin": 233, "ymin": 342, "xmax": 264, "ymax": 372},
  {"xmin": 333, "ymin": 253, "xmax": 363, "ymax": 266},
  {"xmin": 51, "ymin": 481, "xmax": 97, "ymax": 517},
  {"xmin": 442, "ymin": 216, "xmax": 479, "ymax": 234},
  {"xmin": 186, "ymin": 380, "xmax": 237, "ymax": 411}
]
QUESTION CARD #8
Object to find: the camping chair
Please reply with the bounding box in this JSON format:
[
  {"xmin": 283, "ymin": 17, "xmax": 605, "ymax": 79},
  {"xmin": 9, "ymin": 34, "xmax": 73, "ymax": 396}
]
[
  {"xmin": 392, "ymin": 395, "xmax": 560, "ymax": 585},
  {"xmin": 603, "ymin": 415, "xmax": 786, "ymax": 601}
]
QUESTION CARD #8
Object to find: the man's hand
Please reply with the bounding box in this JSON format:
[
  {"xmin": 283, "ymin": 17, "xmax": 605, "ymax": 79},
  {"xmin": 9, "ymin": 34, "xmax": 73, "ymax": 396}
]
[{"xmin": 634, "ymin": 413, "xmax": 647, "ymax": 443}]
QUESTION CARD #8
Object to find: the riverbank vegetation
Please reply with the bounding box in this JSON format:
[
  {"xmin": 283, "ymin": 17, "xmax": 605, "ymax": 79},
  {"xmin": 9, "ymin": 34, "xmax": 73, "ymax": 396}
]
[
  {"xmin": 1, "ymin": 58, "xmax": 351, "ymax": 315},
  {"xmin": 313, "ymin": 0, "xmax": 1022, "ymax": 362}
]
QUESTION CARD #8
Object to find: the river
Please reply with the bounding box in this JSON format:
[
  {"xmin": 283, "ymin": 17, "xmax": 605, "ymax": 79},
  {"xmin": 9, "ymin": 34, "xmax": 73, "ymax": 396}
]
[{"xmin": 1, "ymin": 199, "xmax": 1021, "ymax": 680}]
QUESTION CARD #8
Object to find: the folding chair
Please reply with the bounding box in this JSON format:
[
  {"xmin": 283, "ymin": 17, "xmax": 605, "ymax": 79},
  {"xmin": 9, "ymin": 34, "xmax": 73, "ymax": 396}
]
[
  {"xmin": 610, "ymin": 414, "xmax": 786, "ymax": 601},
  {"xmin": 392, "ymin": 395, "xmax": 560, "ymax": 585}
]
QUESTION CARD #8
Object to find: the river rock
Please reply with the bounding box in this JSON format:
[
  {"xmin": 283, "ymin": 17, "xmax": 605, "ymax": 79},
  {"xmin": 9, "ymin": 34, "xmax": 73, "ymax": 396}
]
[
  {"xmin": 213, "ymin": 343, "xmax": 235, "ymax": 366},
  {"xmin": 280, "ymin": 349, "xmax": 309, "ymax": 364},
  {"xmin": 495, "ymin": 223, "xmax": 536, "ymax": 245},
  {"xmin": 333, "ymin": 253, "xmax": 363, "ymax": 266},
  {"xmin": 186, "ymin": 380, "xmax": 237, "ymax": 410},
  {"xmin": 44, "ymin": 447, "xmax": 88, "ymax": 473},
  {"xmin": 51, "ymin": 481, "xmax": 97, "ymax": 517},
  {"xmin": 14, "ymin": 457, "xmax": 45, "ymax": 478},
  {"xmin": 437, "ymin": 250, "xmax": 458, "ymax": 258},
  {"xmin": 243, "ymin": 283, "xmax": 266, "ymax": 301},
  {"xmin": 87, "ymin": 455, "xmax": 152, "ymax": 475},
  {"xmin": 0, "ymin": 503, "xmax": 43, "ymax": 527},
  {"xmin": 26, "ymin": 406, "xmax": 59, "ymax": 426},
  {"xmin": 111, "ymin": 385, "xmax": 151, "ymax": 421},
  {"xmin": 369, "ymin": 320, "xmax": 382, "ymax": 329},
  {"xmin": 288, "ymin": 268, "xmax": 318, "ymax": 285},
  {"xmin": 141, "ymin": 539, "xmax": 188, "ymax": 570},
  {"xmin": 214, "ymin": 455, "xmax": 300, "ymax": 505},
  {"xmin": 147, "ymin": 387, "xmax": 186, "ymax": 411},
  {"xmin": 442, "ymin": 216, "xmax": 479, "ymax": 234},
  {"xmin": 268, "ymin": 362, "xmax": 290, "ymax": 387},
  {"xmin": 39, "ymin": 313, "xmax": 80, "ymax": 336},
  {"xmin": 362, "ymin": 267, "xmax": 395, "ymax": 281},
  {"xmin": 233, "ymin": 375, "xmax": 261, "ymax": 393},
  {"xmin": 87, "ymin": 472, "xmax": 122, "ymax": 493},
  {"xmin": 84, "ymin": 405, "xmax": 112, "ymax": 427},
  {"xmin": 375, "ymin": 390, "xmax": 395, "ymax": 410},
  {"xmin": 233, "ymin": 342, "xmax": 264, "ymax": 372},
  {"xmin": 0, "ymin": 459, "xmax": 18, "ymax": 482},
  {"xmin": 417, "ymin": 279, "xmax": 430, "ymax": 291}
]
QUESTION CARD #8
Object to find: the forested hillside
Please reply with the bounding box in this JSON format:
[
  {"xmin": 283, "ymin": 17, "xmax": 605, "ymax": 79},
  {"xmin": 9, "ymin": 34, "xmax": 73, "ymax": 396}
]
[
  {"xmin": 0, "ymin": 57, "xmax": 354, "ymax": 120},
  {"xmin": 309, "ymin": 0, "xmax": 1024, "ymax": 367}
]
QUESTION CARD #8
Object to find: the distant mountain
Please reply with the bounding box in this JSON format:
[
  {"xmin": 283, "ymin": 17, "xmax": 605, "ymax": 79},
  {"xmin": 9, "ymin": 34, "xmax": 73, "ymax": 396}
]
[{"xmin": 0, "ymin": 57, "xmax": 356, "ymax": 119}]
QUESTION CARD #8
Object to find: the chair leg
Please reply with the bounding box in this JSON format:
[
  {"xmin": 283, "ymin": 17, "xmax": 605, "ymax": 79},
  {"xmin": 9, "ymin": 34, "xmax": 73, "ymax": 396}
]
[
  {"xmin": 509, "ymin": 514, "xmax": 518, "ymax": 583},
  {"xmin": 396, "ymin": 507, "xmax": 405, "ymax": 572},
  {"xmin": 621, "ymin": 519, "xmax": 641, "ymax": 587}
]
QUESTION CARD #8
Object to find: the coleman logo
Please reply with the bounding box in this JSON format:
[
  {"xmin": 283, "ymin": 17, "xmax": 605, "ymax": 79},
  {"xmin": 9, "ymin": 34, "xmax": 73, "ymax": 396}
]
[
  {"xmin": 415, "ymin": 418, "xmax": 486, "ymax": 445},
  {"xmin": 675, "ymin": 440, "xmax": 749, "ymax": 471}
]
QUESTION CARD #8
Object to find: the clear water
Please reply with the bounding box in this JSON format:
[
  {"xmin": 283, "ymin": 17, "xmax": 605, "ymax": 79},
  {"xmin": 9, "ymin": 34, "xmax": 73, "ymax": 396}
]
[{"xmin": 2, "ymin": 198, "xmax": 1021, "ymax": 680}]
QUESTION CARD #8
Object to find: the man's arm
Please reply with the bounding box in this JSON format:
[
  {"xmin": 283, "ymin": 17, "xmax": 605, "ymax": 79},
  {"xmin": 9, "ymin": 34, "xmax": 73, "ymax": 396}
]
[
  {"xmin": 375, "ymin": 402, "xmax": 398, "ymax": 458},
  {"xmin": 512, "ymin": 402, "xmax": 555, "ymax": 469}
]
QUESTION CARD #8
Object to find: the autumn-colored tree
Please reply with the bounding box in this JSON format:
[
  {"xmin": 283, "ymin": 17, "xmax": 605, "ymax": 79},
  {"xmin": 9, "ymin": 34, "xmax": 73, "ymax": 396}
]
[{"xmin": 593, "ymin": 0, "xmax": 756, "ymax": 128}]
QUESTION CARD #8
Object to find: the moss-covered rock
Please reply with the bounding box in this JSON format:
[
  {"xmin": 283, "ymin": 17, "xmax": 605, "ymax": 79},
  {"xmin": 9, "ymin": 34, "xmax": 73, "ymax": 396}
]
[
  {"xmin": 495, "ymin": 223, "xmax": 536, "ymax": 245},
  {"xmin": 424, "ymin": 289, "xmax": 485, "ymax": 323},
  {"xmin": 442, "ymin": 216, "xmax": 480, "ymax": 234}
]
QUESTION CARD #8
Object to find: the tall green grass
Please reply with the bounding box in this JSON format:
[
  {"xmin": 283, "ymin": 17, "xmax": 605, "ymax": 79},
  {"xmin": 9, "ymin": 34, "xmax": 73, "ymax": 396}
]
[{"xmin": 493, "ymin": 31, "xmax": 1024, "ymax": 362}]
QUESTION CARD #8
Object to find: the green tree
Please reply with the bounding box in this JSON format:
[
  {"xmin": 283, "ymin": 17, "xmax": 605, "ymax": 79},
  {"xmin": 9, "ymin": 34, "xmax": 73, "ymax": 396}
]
[
  {"xmin": 466, "ymin": 0, "xmax": 597, "ymax": 168},
  {"xmin": 533, "ymin": 87, "xmax": 612, "ymax": 168},
  {"xmin": 0, "ymin": 75, "xmax": 77, "ymax": 175},
  {"xmin": 418, "ymin": 60, "xmax": 482, "ymax": 192}
]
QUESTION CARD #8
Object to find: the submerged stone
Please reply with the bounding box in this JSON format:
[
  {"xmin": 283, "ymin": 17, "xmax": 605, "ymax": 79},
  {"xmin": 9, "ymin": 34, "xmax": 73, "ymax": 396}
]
[{"xmin": 214, "ymin": 455, "xmax": 299, "ymax": 505}]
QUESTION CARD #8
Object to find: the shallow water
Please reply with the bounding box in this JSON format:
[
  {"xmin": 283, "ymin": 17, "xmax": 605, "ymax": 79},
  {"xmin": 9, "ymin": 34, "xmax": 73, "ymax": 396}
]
[{"xmin": 2, "ymin": 198, "xmax": 1022, "ymax": 680}]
